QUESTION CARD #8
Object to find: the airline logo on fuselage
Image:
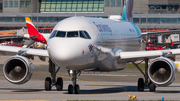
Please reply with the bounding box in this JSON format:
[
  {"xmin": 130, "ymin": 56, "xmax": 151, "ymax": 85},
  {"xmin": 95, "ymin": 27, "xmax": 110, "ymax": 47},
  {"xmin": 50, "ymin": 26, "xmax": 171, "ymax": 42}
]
[
  {"xmin": 129, "ymin": 29, "xmax": 135, "ymax": 32},
  {"xmin": 93, "ymin": 22, "xmax": 112, "ymax": 32},
  {"xmin": 88, "ymin": 44, "xmax": 93, "ymax": 51}
]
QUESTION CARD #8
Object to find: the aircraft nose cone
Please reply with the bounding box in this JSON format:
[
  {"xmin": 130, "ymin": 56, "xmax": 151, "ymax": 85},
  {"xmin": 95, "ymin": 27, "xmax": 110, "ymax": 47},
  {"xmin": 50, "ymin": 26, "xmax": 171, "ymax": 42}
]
[
  {"xmin": 49, "ymin": 44, "xmax": 74, "ymax": 61},
  {"xmin": 57, "ymin": 48, "xmax": 74, "ymax": 61},
  {"xmin": 48, "ymin": 38, "xmax": 82, "ymax": 62}
]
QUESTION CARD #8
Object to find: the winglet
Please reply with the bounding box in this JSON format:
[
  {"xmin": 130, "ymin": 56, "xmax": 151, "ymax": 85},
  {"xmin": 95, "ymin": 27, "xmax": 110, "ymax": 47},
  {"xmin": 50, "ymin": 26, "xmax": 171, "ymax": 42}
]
[{"xmin": 122, "ymin": 0, "xmax": 134, "ymax": 22}]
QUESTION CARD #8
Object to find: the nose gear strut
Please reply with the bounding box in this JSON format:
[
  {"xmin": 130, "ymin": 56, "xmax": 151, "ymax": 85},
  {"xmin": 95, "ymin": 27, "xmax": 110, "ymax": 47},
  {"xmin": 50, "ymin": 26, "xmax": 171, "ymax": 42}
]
[{"xmin": 68, "ymin": 70, "xmax": 81, "ymax": 94}]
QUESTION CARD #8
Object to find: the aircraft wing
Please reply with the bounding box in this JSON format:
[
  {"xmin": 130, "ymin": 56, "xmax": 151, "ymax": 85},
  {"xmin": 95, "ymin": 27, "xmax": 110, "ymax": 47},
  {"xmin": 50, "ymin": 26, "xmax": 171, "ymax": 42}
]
[
  {"xmin": 141, "ymin": 30, "xmax": 180, "ymax": 36},
  {"xmin": 120, "ymin": 51, "xmax": 162, "ymax": 60},
  {"xmin": 119, "ymin": 49, "xmax": 180, "ymax": 60},
  {"xmin": 120, "ymin": 49, "xmax": 180, "ymax": 61},
  {"xmin": 95, "ymin": 45, "xmax": 180, "ymax": 61},
  {"xmin": 0, "ymin": 45, "xmax": 49, "ymax": 57}
]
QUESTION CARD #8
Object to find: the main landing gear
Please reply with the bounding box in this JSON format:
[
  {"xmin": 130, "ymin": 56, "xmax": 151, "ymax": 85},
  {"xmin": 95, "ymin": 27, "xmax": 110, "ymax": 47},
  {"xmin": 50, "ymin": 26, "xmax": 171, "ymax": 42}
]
[
  {"xmin": 45, "ymin": 59, "xmax": 63, "ymax": 91},
  {"xmin": 132, "ymin": 58, "xmax": 156, "ymax": 92},
  {"xmin": 68, "ymin": 70, "xmax": 81, "ymax": 94}
]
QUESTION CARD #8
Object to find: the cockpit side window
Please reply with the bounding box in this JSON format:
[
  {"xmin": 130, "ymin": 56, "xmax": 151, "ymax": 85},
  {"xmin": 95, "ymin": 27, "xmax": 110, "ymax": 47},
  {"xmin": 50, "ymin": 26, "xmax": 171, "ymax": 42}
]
[
  {"xmin": 83, "ymin": 31, "xmax": 91, "ymax": 39},
  {"xmin": 56, "ymin": 31, "xmax": 66, "ymax": 37},
  {"xmin": 49, "ymin": 30, "xmax": 57, "ymax": 39},
  {"xmin": 80, "ymin": 31, "xmax": 87, "ymax": 39},
  {"xmin": 80, "ymin": 31, "xmax": 91, "ymax": 39},
  {"xmin": 67, "ymin": 31, "xmax": 79, "ymax": 37}
]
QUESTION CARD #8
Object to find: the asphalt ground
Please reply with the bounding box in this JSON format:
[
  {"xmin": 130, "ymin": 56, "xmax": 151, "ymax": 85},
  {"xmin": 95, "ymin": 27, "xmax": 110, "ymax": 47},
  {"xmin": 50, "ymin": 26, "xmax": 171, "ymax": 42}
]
[{"xmin": 0, "ymin": 55, "xmax": 180, "ymax": 100}]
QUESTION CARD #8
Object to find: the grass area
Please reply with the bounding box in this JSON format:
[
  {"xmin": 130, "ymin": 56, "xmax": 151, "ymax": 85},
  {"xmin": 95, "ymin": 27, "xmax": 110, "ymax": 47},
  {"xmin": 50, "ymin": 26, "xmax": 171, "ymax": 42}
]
[{"xmin": 126, "ymin": 63, "xmax": 145, "ymax": 71}]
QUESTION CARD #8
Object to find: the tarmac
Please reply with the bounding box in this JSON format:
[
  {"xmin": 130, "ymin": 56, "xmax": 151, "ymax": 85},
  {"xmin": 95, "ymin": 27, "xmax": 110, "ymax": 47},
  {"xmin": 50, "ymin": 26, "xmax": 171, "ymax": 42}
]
[{"xmin": 0, "ymin": 55, "xmax": 180, "ymax": 100}]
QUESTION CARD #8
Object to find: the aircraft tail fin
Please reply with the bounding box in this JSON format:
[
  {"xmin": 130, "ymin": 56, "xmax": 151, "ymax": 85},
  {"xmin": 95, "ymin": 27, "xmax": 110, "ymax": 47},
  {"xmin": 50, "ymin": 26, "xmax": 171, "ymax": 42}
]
[
  {"xmin": 25, "ymin": 17, "xmax": 40, "ymax": 37},
  {"xmin": 122, "ymin": 0, "xmax": 134, "ymax": 22}
]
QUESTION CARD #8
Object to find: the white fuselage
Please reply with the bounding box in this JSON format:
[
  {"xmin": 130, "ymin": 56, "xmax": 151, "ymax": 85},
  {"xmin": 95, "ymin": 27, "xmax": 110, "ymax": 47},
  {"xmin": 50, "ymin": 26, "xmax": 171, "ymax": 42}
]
[{"xmin": 47, "ymin": 17, "xmax": 141, "ymax": 71}]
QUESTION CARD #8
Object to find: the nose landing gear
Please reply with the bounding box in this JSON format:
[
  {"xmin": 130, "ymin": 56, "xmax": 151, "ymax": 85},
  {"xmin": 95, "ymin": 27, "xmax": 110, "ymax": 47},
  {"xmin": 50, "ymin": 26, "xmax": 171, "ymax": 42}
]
[{"xmin": 68, "ymin": 70, "xmax": 81, "ymax": 94}]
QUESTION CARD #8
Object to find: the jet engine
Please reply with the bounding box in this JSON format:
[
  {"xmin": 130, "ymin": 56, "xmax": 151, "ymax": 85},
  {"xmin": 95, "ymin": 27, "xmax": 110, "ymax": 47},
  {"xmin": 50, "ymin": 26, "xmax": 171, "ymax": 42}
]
[
  {"xmin": 148, "ymin": 57, "xmax": 177, "ymax": 86},
  {"xmin": 3, "ymin": 55, "xmax": 34, "ymax": 84}
]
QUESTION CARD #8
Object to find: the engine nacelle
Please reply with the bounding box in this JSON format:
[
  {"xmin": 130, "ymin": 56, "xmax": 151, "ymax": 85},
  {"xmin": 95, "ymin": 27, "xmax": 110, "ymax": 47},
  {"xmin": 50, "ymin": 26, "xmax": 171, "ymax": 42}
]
[
  {"xmin": 3, "ymin": 55, "xmax": 34, "ymax": 84},
  {"xmin": 148, "ymin": 57, "xmax": 177, "ymax": 86}
]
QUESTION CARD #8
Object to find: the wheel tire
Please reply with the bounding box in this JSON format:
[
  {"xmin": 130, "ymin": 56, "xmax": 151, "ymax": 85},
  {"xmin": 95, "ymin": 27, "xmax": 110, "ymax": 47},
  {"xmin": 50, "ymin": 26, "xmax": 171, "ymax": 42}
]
[
  {"xmin": 56, "ymin": 77, "xmax": 63, "ymax": 91},
  {"xmin": 68, "ymin": 84, "xmax": 73, "ymax": 94},
  {"xmin": 74, "ymin": 84, "xmax": 80, "ymax": 94},
  {"xmin": 45, "ymin": 77, "xmax": 52, "ymax": 91},
  {"xmin": 148, "ymin": 81, "xmax": 152, "ymax": 88},
  {"xmin": 137, "ymin": 78, "xmax": 144, "ymax": 91},
  {"xmin": 149, "ymin": 83, "xmax": 156, "ymax": 92}
]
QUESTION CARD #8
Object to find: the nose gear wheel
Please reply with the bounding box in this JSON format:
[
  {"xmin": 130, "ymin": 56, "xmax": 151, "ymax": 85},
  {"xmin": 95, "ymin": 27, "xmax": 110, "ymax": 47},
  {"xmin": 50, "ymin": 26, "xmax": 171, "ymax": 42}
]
[{"xmin": 68, "ymin": 70, "xmax": 81, "ymax": 94}]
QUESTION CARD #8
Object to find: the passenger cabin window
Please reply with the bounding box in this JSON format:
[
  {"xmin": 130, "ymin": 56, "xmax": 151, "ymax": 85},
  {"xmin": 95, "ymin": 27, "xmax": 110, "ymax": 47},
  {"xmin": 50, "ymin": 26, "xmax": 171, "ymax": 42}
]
[
  {"xmin": 67, "ymin": 31, "xmax": 78, "ymax": 37},
  {"xmin": 49, "ymin": 30, "xmax": 57, "ymax": 39},
  {"xmin": 80, "ymin": 31, "xmax": 91, "ymax": 39},
  {"xmin": 56, "ymin": 31, "xmax": 66, "ymax": 37}
]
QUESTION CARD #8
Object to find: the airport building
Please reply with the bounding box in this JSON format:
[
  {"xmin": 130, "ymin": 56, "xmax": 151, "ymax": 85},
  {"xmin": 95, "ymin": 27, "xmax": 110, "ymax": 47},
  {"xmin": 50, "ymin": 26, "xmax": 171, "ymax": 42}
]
[{"xmin": 0, "ymin": 0, "xmax": 180, "ymax": 30}]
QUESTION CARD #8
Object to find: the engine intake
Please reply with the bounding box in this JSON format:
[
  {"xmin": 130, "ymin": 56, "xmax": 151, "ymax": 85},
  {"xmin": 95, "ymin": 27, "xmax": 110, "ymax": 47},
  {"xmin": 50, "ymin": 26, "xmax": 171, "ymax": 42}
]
[
  {"xmin": 3, "ymin": 55, "xmax": 34, "ymax": 84},
  {"xmin": 148, "ymin": 57, "xmax": 177, "ymax": 86}
]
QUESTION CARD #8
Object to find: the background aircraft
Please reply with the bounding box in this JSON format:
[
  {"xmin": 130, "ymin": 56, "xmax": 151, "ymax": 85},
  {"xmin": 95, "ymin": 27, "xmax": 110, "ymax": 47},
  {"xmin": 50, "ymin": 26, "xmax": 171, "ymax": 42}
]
[
  {"xmin": 18, "ymin": 17, "xmax": 50, "ymax": 44},
  {"xmin": 0, "ymin": 0, "xmax": 180, "ymax": 94}
]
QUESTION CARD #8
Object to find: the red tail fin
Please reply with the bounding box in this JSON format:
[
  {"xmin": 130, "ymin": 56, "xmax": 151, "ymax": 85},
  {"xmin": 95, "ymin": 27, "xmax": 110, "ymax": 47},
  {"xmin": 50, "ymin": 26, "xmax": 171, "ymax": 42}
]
[
  {"xmin": 25, "ymin": 17, "xmax": 47, "ymax": 44},
  {"xmin": 25, "ymin": 17, "xmax": 40, "ymax": 37}
]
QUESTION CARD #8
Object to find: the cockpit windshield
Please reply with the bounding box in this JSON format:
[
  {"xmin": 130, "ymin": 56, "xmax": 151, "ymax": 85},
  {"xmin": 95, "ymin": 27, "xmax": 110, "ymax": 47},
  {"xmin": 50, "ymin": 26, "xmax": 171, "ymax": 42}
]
[
  {"xmin": 49, "ymin": 30, "xmax": 57, "ymax": 39},
  {"xmin": 56, "ymin": 31, "xmax": 66, "ymax": 37},
  {"xmin": 67, "ymin": 31, "xmax": 78, "ymax": 37},
  {"xmin": 49, "ymin": 30, "xmax": 91, "ymax": 39}
]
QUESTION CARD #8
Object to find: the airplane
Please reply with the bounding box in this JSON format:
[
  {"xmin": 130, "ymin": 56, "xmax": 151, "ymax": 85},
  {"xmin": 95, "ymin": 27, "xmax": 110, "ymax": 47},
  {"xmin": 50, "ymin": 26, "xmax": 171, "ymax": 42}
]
[
  {"xmin": 25, "ymin": 17, "xmax": 50, "ymax": 44},
  {"xmin": 14, "ymin": 18, "xmax": 50, "ymax": 44},
  {"xmin": 0, "ymin": 0, "xmax": 180, "ymax": 94}
]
